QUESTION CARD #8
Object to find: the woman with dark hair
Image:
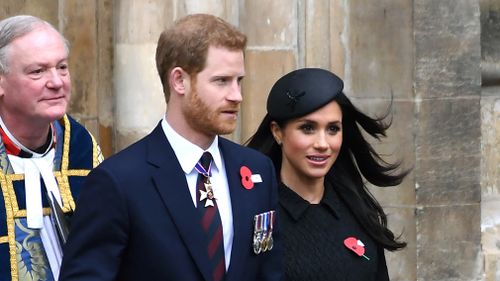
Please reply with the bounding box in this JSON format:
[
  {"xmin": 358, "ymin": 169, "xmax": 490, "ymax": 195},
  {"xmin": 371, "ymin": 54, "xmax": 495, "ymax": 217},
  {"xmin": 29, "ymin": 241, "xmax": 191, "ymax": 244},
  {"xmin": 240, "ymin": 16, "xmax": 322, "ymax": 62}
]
[{"xmin": 247, "ymin": 68, "xmax": 408, "ymax": 281}]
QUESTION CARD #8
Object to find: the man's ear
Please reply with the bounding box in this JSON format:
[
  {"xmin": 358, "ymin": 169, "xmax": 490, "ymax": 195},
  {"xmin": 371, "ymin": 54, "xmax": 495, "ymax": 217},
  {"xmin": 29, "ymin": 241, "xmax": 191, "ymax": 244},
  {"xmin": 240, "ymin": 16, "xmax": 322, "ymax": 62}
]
[
  {"xmin": 0, "ymin": 76, "xmax": 4, "ymax": 98},
  {"xmin": 169, "ymin": 67, "xmax": 190, "ymax": 95}
]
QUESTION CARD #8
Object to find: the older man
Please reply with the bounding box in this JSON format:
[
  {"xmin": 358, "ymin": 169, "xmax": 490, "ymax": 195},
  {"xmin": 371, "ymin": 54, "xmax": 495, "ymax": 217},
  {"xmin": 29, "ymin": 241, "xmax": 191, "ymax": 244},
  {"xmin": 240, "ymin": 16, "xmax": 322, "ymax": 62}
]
[{"xmin": 0, "ymin": 15, "xmax": 102, "ymax": 281}]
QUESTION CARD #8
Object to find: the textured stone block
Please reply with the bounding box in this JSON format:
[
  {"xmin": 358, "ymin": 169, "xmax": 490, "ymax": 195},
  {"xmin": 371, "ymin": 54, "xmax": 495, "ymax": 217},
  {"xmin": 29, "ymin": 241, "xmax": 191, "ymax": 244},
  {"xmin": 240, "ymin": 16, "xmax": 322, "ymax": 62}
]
[
  {"xmin": 417, "ymin": 205, "xmax": 480, "ymax": 245},
  {"xmin": 369, "ymin": 178, "xmax": 415, "ymax": 207},
  {"xmin": 417, "ymin": 242, "xmax": 482, "ymax": 281},
  {"xmin": 416, "ymin": 99, "xmax": 481, "ymax": 159},
  {"xmin": 385, "ymin": 206, "xmax": 416, "ymax": 244},
  {"xmin": 417, "ymin": 205, "xmax": 482, "ymax": 280},
  {"xmin": 480, "ymin": 94, "xmax": 500, "ymax": 281},
  {"xmin": 348, "ymin": 0, "xmax": 413, "ymax": 99},
  {"xmin": 99, "ymin": 124, "xmax": 114, "ymax": 158},
  {"xmin": 330, "ymin": 0, "xmax": 346, "ymax": 78},
  {"xmin": 416, "ymin": 155, "xmax": 480, "ymax": 205},
  {"xmin": 77, "ymin": 117, "xmax": 99, "ymax": 140},
  {"xmin": 482, "ymin": 197, "xmax": 500, "ymax": 255},
  {"xmin": 240, "ymin": 50, "xmax": 296, "ymax": 142},
  {"xmin": 176, "ymin": 0, "xmax": 238, "ymax": 24},
  {"xmin": 353, "ymin": 99, "xmax": 414, "ymax": 163},
  {"xmin": 480, "ymin": 1, "xmax": 500, "ymax": 87},
  {"xmin": 355, "ymin": 99, "xmax": 415, "ymax": 205},
  {"xmin": 484, "ymin": 253, "xmax": 500, "ymax": 281},
  {"xmin": 414, "ymin": 0, "xmax": 481, "ymax": 98},
  {"xmin": 115, "ymin": 0, "xmax": 172, "ymax": 44},
  {"xmin": 304, "ymin": 0, "xmax": 331, "ymax": 68},
  {"xmin": 415, "ymin": 98, "xmax": 481, "ymax": 205},
  {"xmin": 1, "ymin": 0, "xmax": 58, "ymax": 25},
  {"xmin": 386, "ymin": 246, "xmax": 417, "ymax": 281},
  {"xmin": 378, "ymin": 207, "xmax": 417, "ymax": 281},
  {"xmin": 114, "ymin": 43, "xmax": 165, "ymax": 136},
  {"xmin": 63, "ymin": 0, "xmax": 98, "ymax": 117},
  {"xmin": 481, "ymin": 0, "xmax": 500, "ymax": 62},
  {"xmin": 96, "ymin": 0, "xmax": 115, "ymax": 155},
  {"xmin": 240, "ymin": 0, "xmax": 297, "ymax": 47},
  {"xmin": 481, "ymin": 95, "xmax": 500, "ymax": 195}
]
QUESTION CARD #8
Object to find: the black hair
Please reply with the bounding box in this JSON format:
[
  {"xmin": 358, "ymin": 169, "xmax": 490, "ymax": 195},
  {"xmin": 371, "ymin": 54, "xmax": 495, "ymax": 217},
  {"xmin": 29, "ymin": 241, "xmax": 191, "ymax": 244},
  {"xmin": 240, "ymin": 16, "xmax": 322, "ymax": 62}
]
[{"xmin": 246, "ymin": 91, "xmax": 409, "ymax": 251}]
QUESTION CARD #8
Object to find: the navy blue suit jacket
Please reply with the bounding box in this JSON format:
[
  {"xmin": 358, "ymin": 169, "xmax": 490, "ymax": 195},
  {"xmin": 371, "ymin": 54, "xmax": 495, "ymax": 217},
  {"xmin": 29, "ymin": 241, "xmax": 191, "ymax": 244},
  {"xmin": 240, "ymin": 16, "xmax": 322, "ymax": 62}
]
[{"xmin": 59, "ymin": 124, "xmax": 282, "ymax": 281}]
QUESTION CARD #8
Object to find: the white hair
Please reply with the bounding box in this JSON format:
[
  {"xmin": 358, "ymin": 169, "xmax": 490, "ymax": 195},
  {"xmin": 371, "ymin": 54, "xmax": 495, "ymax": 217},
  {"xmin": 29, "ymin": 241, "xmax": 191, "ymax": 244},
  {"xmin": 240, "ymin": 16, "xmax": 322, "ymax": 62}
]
[{"xmin": 0, "ymin": 15, "xmax": 69, "ymax": 74}]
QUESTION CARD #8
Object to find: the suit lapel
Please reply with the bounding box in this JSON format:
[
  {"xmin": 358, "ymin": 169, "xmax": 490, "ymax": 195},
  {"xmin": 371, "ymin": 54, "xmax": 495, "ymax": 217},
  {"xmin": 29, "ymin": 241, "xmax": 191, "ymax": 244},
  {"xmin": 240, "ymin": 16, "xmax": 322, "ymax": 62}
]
[{"xmin": 147, "ymin": 125, "xmax": 212, "ymax": 281}]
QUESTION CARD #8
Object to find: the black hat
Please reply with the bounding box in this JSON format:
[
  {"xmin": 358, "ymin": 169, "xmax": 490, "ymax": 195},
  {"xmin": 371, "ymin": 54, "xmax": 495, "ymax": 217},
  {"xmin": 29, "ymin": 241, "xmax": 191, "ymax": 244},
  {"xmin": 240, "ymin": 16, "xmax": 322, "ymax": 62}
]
[{"xmin": 266, "ymin": 68, "xmax": 344, "ymax": 120}]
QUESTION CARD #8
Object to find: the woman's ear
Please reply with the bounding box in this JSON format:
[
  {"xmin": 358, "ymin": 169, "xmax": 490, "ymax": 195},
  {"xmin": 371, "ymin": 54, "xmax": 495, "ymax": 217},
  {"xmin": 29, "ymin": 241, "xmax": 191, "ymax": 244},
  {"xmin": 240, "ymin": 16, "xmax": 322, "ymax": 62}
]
[
  {"xmin": 270, "ymin": 121, "xmax": 283, "ymax": 146},
  {"xmin": 169, "ymin": 67, "xmax": 190, "ymax": 95}
]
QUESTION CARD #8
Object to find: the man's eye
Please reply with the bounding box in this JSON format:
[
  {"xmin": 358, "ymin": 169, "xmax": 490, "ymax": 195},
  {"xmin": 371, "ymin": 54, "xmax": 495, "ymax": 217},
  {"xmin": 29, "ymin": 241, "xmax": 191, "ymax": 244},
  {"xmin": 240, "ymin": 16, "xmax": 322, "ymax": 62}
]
[
  {"xmin": 28, "ymin": 69, "xmax": 44, "ymax": 78},
  {"xmin": 58, "ymin": 64, "xmax": 69, "ymax": 75},
  {"xmin": 216, "ymin": 78, "xmax": 228, "ymax": 85}
]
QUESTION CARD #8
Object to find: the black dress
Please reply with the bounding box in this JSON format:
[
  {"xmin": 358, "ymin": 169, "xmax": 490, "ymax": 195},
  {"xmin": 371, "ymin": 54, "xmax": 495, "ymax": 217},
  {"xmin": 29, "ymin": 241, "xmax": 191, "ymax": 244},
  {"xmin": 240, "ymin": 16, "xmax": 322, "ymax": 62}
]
[{"xmin": 278, "ymin": 183, "xmax": 390, "ymax": 281}]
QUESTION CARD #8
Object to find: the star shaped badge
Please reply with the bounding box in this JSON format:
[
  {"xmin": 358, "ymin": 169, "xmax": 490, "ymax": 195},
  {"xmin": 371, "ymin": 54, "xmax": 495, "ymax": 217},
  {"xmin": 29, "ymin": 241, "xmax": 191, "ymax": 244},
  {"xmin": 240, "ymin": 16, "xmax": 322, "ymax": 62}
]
[{"xmin": 199, "ymin": 181, "xmax": 216, "ymax": 207}]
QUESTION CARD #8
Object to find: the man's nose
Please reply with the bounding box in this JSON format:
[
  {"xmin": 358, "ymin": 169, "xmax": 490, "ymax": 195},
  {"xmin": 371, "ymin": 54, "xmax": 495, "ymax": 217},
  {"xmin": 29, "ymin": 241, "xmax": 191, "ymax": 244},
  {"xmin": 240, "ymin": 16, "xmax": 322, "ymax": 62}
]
[
  {"xmin": 46, "ymin": 68, "xmax": 64, "ymax": 89},
  {"xmin": 227, "ymin": 80, "xmax": 243, "ymax": 103}
]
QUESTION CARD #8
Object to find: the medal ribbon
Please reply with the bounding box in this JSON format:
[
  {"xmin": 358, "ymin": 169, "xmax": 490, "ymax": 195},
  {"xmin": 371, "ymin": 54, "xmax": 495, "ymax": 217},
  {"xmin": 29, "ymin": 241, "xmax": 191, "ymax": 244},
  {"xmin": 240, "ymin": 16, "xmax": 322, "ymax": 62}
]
[{"xmin": 194, "ymin": 159, "xmax": 212, "ymax": 178}]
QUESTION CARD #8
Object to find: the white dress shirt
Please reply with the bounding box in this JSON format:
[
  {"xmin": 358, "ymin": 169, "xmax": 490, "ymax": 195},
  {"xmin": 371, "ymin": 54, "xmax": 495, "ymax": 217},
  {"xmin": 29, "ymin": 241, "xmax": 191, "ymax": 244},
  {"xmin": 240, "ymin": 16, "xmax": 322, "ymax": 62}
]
[{"xmin": 161, "ymin": 117, "xmax": 234, "ymax": 270}]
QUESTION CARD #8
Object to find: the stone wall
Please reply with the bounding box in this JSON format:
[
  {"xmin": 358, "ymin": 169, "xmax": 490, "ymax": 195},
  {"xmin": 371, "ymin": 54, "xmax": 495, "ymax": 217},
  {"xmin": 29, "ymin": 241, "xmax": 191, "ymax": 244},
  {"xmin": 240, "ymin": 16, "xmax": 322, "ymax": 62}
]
[
  {"xmin": 480, "ymin": 0, "xmax": 500, "ymax": 280},
  {"xmin": 2, "ymin": 0, "xmax": 498, "ymax": 280}
]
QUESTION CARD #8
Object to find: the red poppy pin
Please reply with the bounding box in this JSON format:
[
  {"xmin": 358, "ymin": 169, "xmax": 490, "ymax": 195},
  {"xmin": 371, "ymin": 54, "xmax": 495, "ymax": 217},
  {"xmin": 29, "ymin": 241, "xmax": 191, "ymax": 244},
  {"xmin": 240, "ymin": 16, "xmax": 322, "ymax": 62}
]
[
  {"xmin": 344, "ymin": 237, "xmax": 370, "ymax": 260},
  {"xmin": 240, "ymin": 166, "xmax": 262, "ymax": 190}
]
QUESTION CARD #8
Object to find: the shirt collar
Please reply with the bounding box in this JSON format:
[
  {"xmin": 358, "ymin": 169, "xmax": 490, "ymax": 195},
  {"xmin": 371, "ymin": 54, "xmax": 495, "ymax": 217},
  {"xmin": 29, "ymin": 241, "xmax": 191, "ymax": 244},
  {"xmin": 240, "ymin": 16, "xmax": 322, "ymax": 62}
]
[
  {"xmin": 279, "ymin": 182, "xmax": 340, "ymax": 221},
  {"xmin": 161, "ymin": 116, "xmax": 223, "ymax": 174},
  {"xmin": 0, "ymin": 115, "xmax": 56, "ymax": 158}
]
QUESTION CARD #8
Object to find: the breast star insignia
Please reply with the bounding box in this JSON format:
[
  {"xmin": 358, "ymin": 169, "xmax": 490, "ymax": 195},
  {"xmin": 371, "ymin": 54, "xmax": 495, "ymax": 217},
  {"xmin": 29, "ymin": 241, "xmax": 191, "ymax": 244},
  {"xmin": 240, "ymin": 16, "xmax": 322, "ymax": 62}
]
[{"xmin": 199, "ymin": 181, "xmax": 216, "ymax": 207}]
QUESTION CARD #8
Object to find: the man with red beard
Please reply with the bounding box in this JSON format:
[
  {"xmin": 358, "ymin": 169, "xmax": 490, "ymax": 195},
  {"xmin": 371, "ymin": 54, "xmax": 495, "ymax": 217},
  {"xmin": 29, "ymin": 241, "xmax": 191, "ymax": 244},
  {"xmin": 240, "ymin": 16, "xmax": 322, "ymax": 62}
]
[{"xmin": 60, "ymin": 14, "xmax": 282, "ymax": 281}]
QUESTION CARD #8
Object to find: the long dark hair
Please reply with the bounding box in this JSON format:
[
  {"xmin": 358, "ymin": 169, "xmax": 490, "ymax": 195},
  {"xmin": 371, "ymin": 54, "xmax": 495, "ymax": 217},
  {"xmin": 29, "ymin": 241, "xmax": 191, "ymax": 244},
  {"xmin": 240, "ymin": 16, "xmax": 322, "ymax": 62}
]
[{"xmin": 246, "ymin": 91, "xmax": 409, "ymax": 251}]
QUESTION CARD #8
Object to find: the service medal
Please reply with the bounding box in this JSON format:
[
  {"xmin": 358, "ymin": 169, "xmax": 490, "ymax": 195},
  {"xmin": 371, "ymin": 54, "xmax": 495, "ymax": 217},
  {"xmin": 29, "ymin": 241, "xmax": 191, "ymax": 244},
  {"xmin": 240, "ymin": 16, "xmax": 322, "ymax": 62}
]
[{"xmin": 253, "ymin": 213, "xmax": 263, "ymax": 254}]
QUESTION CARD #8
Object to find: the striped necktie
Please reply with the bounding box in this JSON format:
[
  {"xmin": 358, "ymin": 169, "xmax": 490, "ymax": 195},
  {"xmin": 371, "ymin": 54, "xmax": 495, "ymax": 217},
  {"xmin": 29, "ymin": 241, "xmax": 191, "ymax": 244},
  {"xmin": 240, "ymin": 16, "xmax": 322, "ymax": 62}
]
[{"xmin": 196, "ymin": 152, "xmax": 225, "ymax": 281}]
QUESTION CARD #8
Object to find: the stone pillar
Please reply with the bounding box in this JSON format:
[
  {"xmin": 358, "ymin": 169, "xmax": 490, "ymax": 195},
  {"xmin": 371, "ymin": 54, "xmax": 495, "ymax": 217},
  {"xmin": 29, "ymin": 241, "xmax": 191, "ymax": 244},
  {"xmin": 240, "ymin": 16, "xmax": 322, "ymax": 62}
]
[
  {"xmin": 62, "ymin": 0, "xmax": 114, "ymax": 157},
  {"xmin": 334, "ymin": 1, "xmax": 416, "ymax": 280},
  {"xmin": 239, "ymin": 0, "xmax": 297, "ymax": 142},
  {"xmin": 113, "ymin": 0, "xmax": 169, "ymax": 151},
  {"xmin": 414, "ymin": 1, "xmax": 482, "ymax": 280},
  {"xmin": 0, "ymin": 1, "xmax": 59, "ymax": 24},
  {"xmin": 480, "ymin": 1, "xmax": 500, "ymax": 280}
]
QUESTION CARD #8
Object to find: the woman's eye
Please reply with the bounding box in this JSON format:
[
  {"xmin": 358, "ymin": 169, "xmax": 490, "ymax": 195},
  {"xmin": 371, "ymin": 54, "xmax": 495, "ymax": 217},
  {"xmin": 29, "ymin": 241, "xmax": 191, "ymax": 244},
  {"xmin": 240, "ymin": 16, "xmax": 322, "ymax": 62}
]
[
  {"xmin": 328, "ymin": 125, "xmax": 341, "ymax": 134},
  {"xmin": 299, "ymin": 124, "xmax": 314, "ymax": 134}
]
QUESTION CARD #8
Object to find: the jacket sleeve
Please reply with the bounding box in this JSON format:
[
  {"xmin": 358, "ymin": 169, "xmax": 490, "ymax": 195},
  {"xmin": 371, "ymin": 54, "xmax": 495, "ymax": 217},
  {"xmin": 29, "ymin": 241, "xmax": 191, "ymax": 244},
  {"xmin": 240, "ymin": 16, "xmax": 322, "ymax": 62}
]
[{"xmin": 59, "ymin": 167, "xmax": 129, "ymax": 281}]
